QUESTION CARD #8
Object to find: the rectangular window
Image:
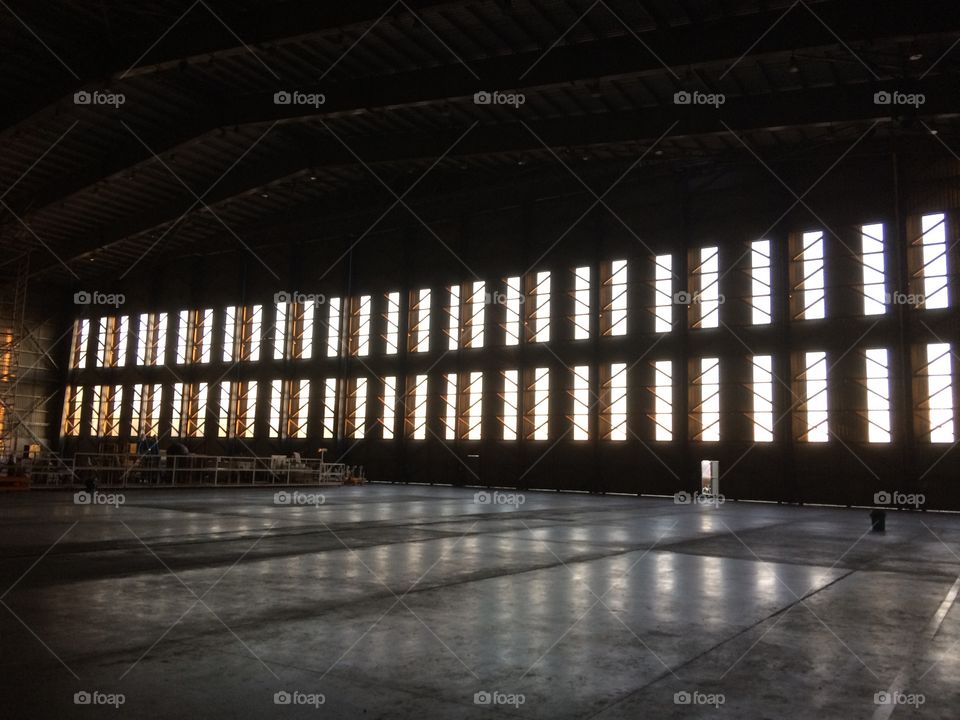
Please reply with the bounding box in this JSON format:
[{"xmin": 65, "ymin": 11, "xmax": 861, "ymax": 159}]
[
  {"xmin": 268, "ymin": 379, "xmax": 284, "ymax": 438},
  {"xmin": 654, "ymin": 255, "xmax": 673, "ymax": 332},
  {"xmin": 410, "ymin": 289, "xmax": 431, "ymax": 353},
  {"xmin": 465, "ymin": 281, "xmax": 485, "ymax": 349},
  {"xmin": 501, "ymin": 370, "xmax": 519, "ymax": 440},
  {"xmin": 920, "ymin": 213, "xmax": 949, "ymax": 309},
  {"xmin": 752, "ymin": 355, "xmax": 774, "ymax": 442},
  {"xmin": 71, "ymin": 318, "xmax": 90, "ymax": 369},
  {"xmin": 604, "ymin": 259, "xmax": 628, "ymax": 336},
  {"xmin": 95, "ymin": 317, "xmax": 114, "ymax": 368},
  {"xmin": 175, "ymin": 311, "xmax": 190, "ymax": 364},
  {"xmin": 322, "ymin": 378, "xmax": 337, "ymax": 439},
  {"xmin": 464, "ymin": 371, "xmax": 483, "ymax": 440},
  {"xmin": 409, "ymin": 374, "xmax": 428, "ymax": 439},
  {"xmin": 573, "ymin": 266, "xmax": 591, "ymax": 340},
  {"xmin": 606, "ymin": 362, "xmax": 627, "ymax": 441},
  {"xmin": 802, "ymin": 351, "xmax": 828, "ymax": 442},
  {"xmin": 750, "ymin": 240, "xmax": 772, "ymax": 325},
  {"xmin": 217, "ymin": 382, "xmax": 232, "ymax": 438},
  {"xmin": 326, "ymin": 297, "xmax": 342, "ymax": 358},
  {"xmin": 530, "ymin": 271, "xmax": 551, "ymax": 343},
  {"xmin": 288, "ymin": 380, "xmax": 310, "ymax": 439},
  {"xmin": 653, "ymin": 360, "xmax": 673, "ymax": 441},
  {"xmin": 447, "ymin": 284, "xmax": 461, "ymax": 351},
  {"xmin": 442, "ymin": 373, "xmax": 458, "ymax": 440},
  {"xmin": 197, "ymin": 309, "xmax": 213, "ymax": 364},
  {"xmin": 384, "ymin": 292, "xmax": 400, "ymax": 355},
  {"xmin": 62, "ymin": 385, "xmax": 84, "ymax": 436},
  {"xmin": 528, "ymin": 367, "xmax": 550, "ymax": 440},
  {"xmin": 382, "ymin": 376, "xmax": 397, "ymax": 439},
  {"xmin": 187, "ymin": 383, "xmax": 207, "ymax": 437},
  {"xmin": 694, "ymin": 247, "xmax": 720, "ymax": 328},
  {"xmin": 291, "ymin": 301, "xmax": 315, "ymax": 360},
  {"xmin": 349, "ymin": 378, "xmax": 367, "ymax": 439},
  {"xmin": 696, "ymin": 358, "xmax": 720, "ymax": 441},
  {"xmin": 865, "ymin": 348, "xmax": 891, "ymax": 443},
  {"xmin": 237, "ymin": 381, "xmax": 258, "ymax": 438},
  {"xmin": 115, "ymin": 316, "xmax": 129, "ymax": 367},
  {"xmin": 241, "ymin": 305, "xmax": 262, "ymax": 361},
  {"xmin": 273, "ymin": 301, "xmax": 288, "ymax": 360},
  {"xmin": 571, "ymin": 365, "xmax": 590, "ymax": 440},
  {"xmin": 924, "ymin": 343, "xmax": 955, "ymax": 442},
  {"xmin": 504, "ymin": 276, "xmax": 522, "ymax": 346},
  {"xmin": 796, "ymin": 231, "xmax": 826, "ymax": 320},
  {"xmin": 89, "ymin": 385, "xmax": 103, "ymax": 436},
  {"xmin": 131, "ymin": 383, "xmax": 161, "ymax": 437},
  {"xmin": 861, "ymin": 224, "xmax": 886, "ymax": 316},
  {"xmin": 170, "ymin": 382, "xmax": 184, "ymax": 438},
  {"xmin": 223, "ymin": 306, "xmax": 237, "ymax": 362},
  {"xmin": 353, "ymin": 295, "xmax": 371, "ymax": 357}
]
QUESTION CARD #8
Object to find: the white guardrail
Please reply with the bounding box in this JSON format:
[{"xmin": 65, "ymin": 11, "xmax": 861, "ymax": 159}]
[{"xmin": 27, "ymin": 453, "xmax": 351, "ymax": 488}]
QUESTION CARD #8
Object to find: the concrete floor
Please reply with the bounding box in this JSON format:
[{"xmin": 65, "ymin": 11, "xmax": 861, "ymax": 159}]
[{"xmin": 1, "ymin": 486, "xmax": 958, "ymax": 719}]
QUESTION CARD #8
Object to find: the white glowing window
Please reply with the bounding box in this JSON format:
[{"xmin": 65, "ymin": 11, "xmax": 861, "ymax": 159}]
[
  {"xmin": 447, "ymin": 285, "xmax": 460, "ymax": 351},
  {"xmin": 531, "ymin": 271, "xmax": 551, "ymax": 343},
  {"xmin": 530, "ymin": 367, "xmax": 549, "ymax": 440},
  {"xmin": 273, "ymin": 302, "xmax": 288, "ymax": 359},
  {"xmin": 176, "ymin": 310, "xmax": 190, "ymax": 364},
  {"xmin": 153, "ymin": 313, "xmax": 168, "ymax": 366},
  {"xmin": 465, "ymin": 371, "xmax": 483, "ymax": 440},
  {"xmin": 925, "ymin": 343, "xmax": 954, "ymax": 443},
  {"xmin": 865, "ymin": 348, "xmax": 891, "ymax": 443},
  {"xmin": 442, "ymin": 374, "xmax": 458, "ymax": 440},
  {"xmin": 572, "ymin": 365, "xmax": 590, "ymax": 440},
  {"xmin": 217, "ymin": 382, "xmax": 231, "ymax": 438},
  {"xmin": 803, "ymin": 351, "xmax": 828, "ymax": 442},
  {"xmin": 131, "ymin": 383, "xmax": 161, "ymax": 437},
  {"xmin": 654, "ymin": 360, "xmax": 672, "ymax": 441},
  {"xmin": 411, "ymin": 289, "xmax": 431, "ymax": 353},
  {"xmin": 384, "ymin": 292, "xmax": 401, "ymax": 355},
  {"xmin": 654, "ymin": 255, "xmax": 673, "ymax": 332},
  {"xmin": 198, "ymin": 309, "xmax": 213, "ymax": 363},
  {"xmin": 95, "ymin": 317, "xmax": 112, "ymax": 368},
  {"xmin": 608, "ymin": 362, "xmax": 627, "ymax": 441},
  {"xmin": 698, "ymin": 358, "xmax": 720, "ymax": 441},
  {"xmin": 751, "ymin": 240, "xmax": 772, "ymax": 324},
  {"xmin": 799, "ymin": 231, "xmax": 826, "ymax": 320},
  {"xmin": 410, "ymin": 374, "xmax": 428, "ymax": 439},
  {"xmin": 71, "ymin": 318, "xmax": 90, "ymax": 369},
  {"xmin": 695, "ymin": 247, "xmax": 720, "ymax": 328},
  {"xmin": 289, "ymin": 380, "xmax": 310, "ymax": 439},
  {"xmin": 295, "ymin": 302, "xmax": 315, "ymax": 360},
  {"xmin": 920, "ymin": 213, "xmax": 949, "ymax": 309},
  {"xmin": 502, "ymin": 370, "xmax": 519, "ymax": 440},
  {"xmin": 115, "ymin": 316, "xmax": 129, "ymax": 367},
  {"xmin": 504, "ymin": 276, "xmax": 522, "ymax": 346},
  {"xmin": 573, "ymin": 266, "xmax": 591, "ymax": 340},
  {"xmin": 382, "ymin": 376, "xmax": 397, "ymax": 439},
  {"xmin": 466, "ymin": 281, "xmax": 485, "ymax": 348},
  {"xmin": 189, "ymin": 383, "xmax": 208, "ymax": 437},
  {"xmin": 355, "ymin": 295, "xmax": 371, "ymax": 357},
  {"xmin": 862, "ymin": 224, "xmax": 886, "ymax": 316},
  {"xmin": 322, "ymin": 378, "xmax": 337, "ymax": 439},
  {"xmin": 351, "ymin": 378, "xmax": 367, "ymax": 439},
  {"xmin": 326, "ymin": 297, "xmax": 342, "ymax": 358},
  {"xmin": 243, "ymin": 305, "xmax": 262, "ymax": 361},
  {"xmin": 607, "ymin": 259, "xmax": 628, "ymax": 336},
  {"xmin": 268, "ymin": 379, "xmax": 284, "ymax": 438},
  {"xmin": 752, "ymin": 355, "xmax": 774, "ymax": 442},
  {"xmin": 89, "ymin": 385, "xmax": 103, "ymax": 436},
  {"xmin": 170, "ymin": 383, "xmax": 184, "ymax": 437},
  {"xmin": 238, "ymin": 381, "xmax": 257, "ymax": 438},
  {"xmin": 223, "ymin": 306, "xmax": 237, "ymax": 362}
]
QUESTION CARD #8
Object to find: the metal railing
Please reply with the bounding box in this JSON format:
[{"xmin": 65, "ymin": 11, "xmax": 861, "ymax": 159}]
[{"xmin": 28, "ymin": 453, "xmax": 351, "ymax": 488}]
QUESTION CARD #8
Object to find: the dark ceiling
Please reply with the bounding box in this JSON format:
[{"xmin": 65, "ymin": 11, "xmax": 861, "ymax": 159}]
[{"xmin": 1, "ymin": 0, "xmax": 959, "ymax": 286}]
